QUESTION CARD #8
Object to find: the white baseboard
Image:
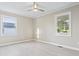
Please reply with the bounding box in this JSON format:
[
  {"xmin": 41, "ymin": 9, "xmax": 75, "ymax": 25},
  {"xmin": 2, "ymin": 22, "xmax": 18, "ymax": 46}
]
[
  {"xmin": 0, "ymin": 39, "xmax": 33, "ymax": 46},
  {"xmin": 37, "ymin": 40, "xmax": 79, "ymax": 51},
  {"xmin": 1, "ymin": 39, "xmax": 79, "ymax": 51}
]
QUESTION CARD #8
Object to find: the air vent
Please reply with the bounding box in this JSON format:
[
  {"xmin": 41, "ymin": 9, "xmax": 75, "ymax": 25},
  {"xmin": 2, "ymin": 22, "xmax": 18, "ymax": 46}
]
[{"xmin": 57, "ymin": 46, "xmax": 63, "ymax": 48}]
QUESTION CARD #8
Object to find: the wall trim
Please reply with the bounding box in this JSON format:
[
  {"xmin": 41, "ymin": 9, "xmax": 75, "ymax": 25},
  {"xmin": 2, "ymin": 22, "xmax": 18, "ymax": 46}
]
[
  {"xmin": 1, "ymin": 39, "xmax": 79, "ymax": 51},
  {"xmin": 0, "ymin": 39, "xmax": 33, "ymax": 46},
  {"xmin": 37, "ymin": 40, "xmax": 79, "ymax": 51}
]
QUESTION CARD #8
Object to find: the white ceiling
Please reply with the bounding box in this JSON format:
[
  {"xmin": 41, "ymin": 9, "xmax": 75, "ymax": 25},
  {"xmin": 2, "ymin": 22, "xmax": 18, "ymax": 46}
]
[{"xmin": 0, "ymin": 2, "xmax": 78, "ymax": 18}]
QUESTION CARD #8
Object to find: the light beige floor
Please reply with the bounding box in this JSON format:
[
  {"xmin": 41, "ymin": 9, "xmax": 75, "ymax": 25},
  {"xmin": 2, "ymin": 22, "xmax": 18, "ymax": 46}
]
[{"xmin": 0, "ymin": 41, "xmax": 79, "ymax": 56}]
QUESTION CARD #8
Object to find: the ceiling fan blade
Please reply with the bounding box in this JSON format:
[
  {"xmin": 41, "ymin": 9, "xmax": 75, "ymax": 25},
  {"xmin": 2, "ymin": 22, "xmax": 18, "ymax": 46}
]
[{"xmin": 38, "ymin": 8, "xmax": 45, "ymax": 12}]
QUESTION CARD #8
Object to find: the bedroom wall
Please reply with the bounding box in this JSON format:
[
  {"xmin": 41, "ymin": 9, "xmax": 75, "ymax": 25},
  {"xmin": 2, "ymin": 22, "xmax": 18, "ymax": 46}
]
[
  {"xmin": 0, "ymin": 10, "xmax": 33, "ymax": 44},
  {"xmin": 36, "ymin": 5, "xmax": 79, "ymax": 49}
]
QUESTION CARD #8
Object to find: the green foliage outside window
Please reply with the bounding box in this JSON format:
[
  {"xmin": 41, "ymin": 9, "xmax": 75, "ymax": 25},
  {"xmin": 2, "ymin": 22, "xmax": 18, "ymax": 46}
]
[{"xmin": 57, "ymin": 15, "xmax": 69, "ymax": 33}]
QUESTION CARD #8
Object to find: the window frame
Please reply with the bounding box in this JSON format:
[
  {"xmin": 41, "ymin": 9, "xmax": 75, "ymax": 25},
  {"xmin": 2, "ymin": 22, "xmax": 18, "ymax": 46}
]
[{"xmin": 1, "ymin": 15, "xmax": 17, "ymax": 36}]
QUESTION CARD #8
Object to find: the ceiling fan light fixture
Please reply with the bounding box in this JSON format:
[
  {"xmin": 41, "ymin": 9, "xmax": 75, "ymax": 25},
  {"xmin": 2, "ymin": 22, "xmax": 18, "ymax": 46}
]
[{"xmin": 33, "ymin": 8, "xmax": 38, "ymax": 12}]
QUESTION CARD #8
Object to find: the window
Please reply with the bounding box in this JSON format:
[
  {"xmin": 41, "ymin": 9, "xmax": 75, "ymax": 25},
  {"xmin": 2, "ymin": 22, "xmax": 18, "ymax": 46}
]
[{"xmin": 1, "ymin": 16, "xmax": 17, "ymax": 36}]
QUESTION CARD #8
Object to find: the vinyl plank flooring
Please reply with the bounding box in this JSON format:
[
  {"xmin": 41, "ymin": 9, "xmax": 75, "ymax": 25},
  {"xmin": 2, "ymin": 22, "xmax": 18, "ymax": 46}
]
[{"xmin": 0, "ymin": 41, "xmax": 79, "ymax": 56}]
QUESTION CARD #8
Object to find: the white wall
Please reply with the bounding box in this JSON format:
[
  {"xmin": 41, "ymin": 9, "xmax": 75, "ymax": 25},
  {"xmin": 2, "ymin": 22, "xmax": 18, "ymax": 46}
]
[
  {"xmin": 0, "ymin": 10, "xmax": 33, "ymax": 44},
  {"xmin": 36, "ymin": 5, "xmax": 79, "ymax": 49}
]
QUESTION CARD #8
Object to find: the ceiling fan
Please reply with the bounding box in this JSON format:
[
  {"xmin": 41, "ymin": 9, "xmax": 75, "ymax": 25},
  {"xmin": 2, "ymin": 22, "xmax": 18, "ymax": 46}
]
[{"xmin": 27, "ymin": 2, "xmax": 45, "ymax": 12}]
